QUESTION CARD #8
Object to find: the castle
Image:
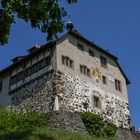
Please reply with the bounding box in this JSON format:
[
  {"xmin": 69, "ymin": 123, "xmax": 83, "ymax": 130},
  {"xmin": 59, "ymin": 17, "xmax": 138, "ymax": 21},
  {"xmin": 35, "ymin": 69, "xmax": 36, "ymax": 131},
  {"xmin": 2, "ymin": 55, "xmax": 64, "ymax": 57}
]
[{"xmin": 0, "ymin": 22, "xmax": 130, "ymax": 129}]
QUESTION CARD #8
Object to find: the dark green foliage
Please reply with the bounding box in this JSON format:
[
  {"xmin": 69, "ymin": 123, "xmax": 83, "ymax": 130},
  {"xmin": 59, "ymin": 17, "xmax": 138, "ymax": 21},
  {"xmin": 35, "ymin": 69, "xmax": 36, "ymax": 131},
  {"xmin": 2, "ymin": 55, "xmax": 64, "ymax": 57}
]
[
  {"xmin": 0, "ymin": 0, "xmax": 77, "ymax": 46},
  {"xmin": 80, "ymin": 112, "xmax": 105, "ymax": 136},
  {"xmin": 0, "ymin": 107, "xmax": 47, "ymax": 136},
  {"xmin": 80, "ymin": 112, "xmax": 118, "ymax": 137},
  {"xmin": 104, "ymin": 122, "xmax": 118, "ymax": 137}
]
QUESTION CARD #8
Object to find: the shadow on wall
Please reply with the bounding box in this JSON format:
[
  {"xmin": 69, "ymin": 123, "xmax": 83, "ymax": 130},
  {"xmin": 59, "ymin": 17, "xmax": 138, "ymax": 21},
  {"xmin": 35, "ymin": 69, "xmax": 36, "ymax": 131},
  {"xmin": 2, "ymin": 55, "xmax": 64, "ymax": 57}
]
[{"xmin": 11, "ymin": 72, "xmax": 56, "ymax": 112}]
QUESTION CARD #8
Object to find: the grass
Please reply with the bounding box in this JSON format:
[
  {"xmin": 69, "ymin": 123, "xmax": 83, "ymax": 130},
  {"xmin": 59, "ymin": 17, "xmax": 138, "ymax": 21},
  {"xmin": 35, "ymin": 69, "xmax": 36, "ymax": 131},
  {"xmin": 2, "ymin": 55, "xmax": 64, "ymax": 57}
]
[
  {"xmin": 32, "ymin": 127, "xmax": 116, "ymax": 140},
  {"xmin": 0, "ymin": 127, "xmax": 116, "ymax": 140}
]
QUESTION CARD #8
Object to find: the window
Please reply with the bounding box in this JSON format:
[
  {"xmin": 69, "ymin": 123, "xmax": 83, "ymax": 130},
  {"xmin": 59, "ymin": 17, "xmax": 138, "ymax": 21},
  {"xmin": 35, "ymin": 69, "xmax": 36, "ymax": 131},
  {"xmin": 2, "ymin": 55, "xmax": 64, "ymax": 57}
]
[
  {"xmin": 10, "ymin": 75, "xmax": 17, "ymax": 85},
  {"xmin": 80, "ymin": 65, "xmax": 91, "ymax": 77},
  {"xmin": 45, "ymin": 55, "xmax": 51, "ymax": 66},
  {"xmin": 93, "ymin": 96, "xmax": 101, "ymax": 109},
  {"xmin": 102, "ymin": 75, "xmax": 107, "ymax": 85},
  {"xmin": 0, "ymin": 81, "xmax": 2, "ymax": 92},
  {"xmin": 87, "ymin": 68, "xmax": 91, "ymax": 77},
  {"xmin": 62, "ymin": 56, "xmax": 74, "ymax": 69},
  {"xmin": 10, "ymin": 55, "xmax": 51, "ymax": 85},
  {"xmin": 24, "ymin": 68, "xmax": 29, "ymax": 77},
  {"xmin": 62, "ymin": 56, "xmax": 65, "ymax": 65},
  {"xmin": 70, "ymin": 59, "xmax": 74, "ymax": 69},
  {"xmin": 77, "ymin": 43, "xmax": 84, "ymax": 51},
  {"xmin": 89, "ymin": 49, "xmax": 95, "ymax": 57},
  {"xmin": 100, "ymin": 56, "xmax": 107, "ymax": 68},
  {"xmin": 31, "ymin": 64, "xmax": 37, "ymax": 74},
  {"xmin": 38, "ymin": 59, "xmax": 45, "ymax": 70},
  {"xmin": 17, "ymin": 72, "xmax": 23, "ymax": 82},
  {"xmin": 115, "ymin": 79, "xmax": 122, "ymax": 92}
]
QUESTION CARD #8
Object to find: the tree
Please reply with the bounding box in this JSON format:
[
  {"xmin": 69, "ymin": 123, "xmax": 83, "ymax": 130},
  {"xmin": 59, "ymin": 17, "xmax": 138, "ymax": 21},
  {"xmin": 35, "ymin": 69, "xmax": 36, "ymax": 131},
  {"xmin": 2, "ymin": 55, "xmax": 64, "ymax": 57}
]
[{"xmin": 0, "ymin": 0, "xmax": 77, "ymax": 46}]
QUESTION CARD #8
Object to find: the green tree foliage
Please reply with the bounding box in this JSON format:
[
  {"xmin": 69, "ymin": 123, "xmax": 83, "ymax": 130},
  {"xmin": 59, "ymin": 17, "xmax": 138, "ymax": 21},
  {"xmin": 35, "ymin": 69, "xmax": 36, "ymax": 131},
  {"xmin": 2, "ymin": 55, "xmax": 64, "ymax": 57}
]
[
  {"xmin": 80, "ymin": 112, "xmax": 118, "ymax": 137},
  {"xmin": 0, "ymin": 0, "xmax": 77, "ymax": 46}
]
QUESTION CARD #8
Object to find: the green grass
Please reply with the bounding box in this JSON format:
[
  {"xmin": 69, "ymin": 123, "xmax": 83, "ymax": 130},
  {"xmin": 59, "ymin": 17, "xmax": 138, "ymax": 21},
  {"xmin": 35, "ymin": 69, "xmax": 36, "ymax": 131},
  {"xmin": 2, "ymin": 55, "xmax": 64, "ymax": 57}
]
[
  {"xmin": 0, "ymin": 127, "xmax": 116, "ymax": 140},
  {"xmin": 0, "ymin": 108, "xmax": 117, "ymax": 140},
  {"xmin": 31, "ymin": 127, "xmax": 116, "ymax": 140}
]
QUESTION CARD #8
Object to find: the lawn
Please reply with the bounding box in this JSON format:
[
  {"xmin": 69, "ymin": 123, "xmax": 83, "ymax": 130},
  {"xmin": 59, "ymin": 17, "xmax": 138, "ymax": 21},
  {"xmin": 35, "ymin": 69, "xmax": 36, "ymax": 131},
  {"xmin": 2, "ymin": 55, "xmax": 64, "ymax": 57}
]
[{"xmin": 0, "ymin": 127, "xmax": 116, "ymax": 140}]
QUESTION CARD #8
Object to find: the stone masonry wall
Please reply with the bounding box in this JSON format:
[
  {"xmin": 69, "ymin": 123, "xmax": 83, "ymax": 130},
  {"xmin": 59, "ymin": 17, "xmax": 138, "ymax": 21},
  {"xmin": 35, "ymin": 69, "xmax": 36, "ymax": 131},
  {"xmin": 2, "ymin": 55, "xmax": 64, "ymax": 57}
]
[
  {"xmin": 10, "ymin": 71, "xmax": 130, "ymax": 129},
  {"xmin": 11, "ymin": 72, "xmax": 55, "ymax": 112},
  {"xmin": 46, "ymin": 110, "xmax": 88, "ymax": 134},
  {"xmin": 54, "ymin": 71, "xmax": 130, "ymax": 129}
]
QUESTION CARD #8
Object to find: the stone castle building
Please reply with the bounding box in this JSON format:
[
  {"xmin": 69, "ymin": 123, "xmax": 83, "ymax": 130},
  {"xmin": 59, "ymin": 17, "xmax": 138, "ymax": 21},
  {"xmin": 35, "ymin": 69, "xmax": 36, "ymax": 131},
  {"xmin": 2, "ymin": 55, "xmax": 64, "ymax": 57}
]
[{"xmin": 0, "ymin": 23, "xmax": 130, "ymax": 128}]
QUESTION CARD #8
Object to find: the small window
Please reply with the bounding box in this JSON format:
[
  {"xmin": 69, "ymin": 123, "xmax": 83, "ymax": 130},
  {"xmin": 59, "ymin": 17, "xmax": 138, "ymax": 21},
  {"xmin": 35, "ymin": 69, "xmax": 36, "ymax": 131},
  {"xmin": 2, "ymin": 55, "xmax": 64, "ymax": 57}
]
[
  {"xmin": 45, "ymin": 55, "xmax": 51, "ymax": 66},
  {"xmin": 87, "ymin": 68, "xmax": 91, "ymax": 77},
  {"xmin": 25, "ymin": 68, "xmax": 29, "ymax": 77},
  {"xmin": 102, "ymin": 75, "xmax": 107, "ymax": 85},
  {"xmin": 69, "ymin": 60, "xmax": 74, "ymax": 69},
  {"xmin": 77, "ymin": 43, "xmax": 84, "ymax": 51},
  {"xmin": 38, "ymin": 59, "xmax": 45, "ymax": 70},
  {"xmin": 89, "ymin": 49, "xmax": 95, "ymax": 57},
  {"xmin": 32, "ymin": 64, "xmax": 37, "ymax": 74},
  {"xmin": 10, "ymin": 75, "xmax": 17, "ymax": 85},
  {"xmin": 100, "ymin": 56, "xmax": 107, "ymax": 68},
  {"xmin": 80, "ymin": 65, "xmax": 83, "ymax": 73},
  {"xmin": 115, "ymin": 79, "xmax": 122, "ymax": 92},
  {"xmin": 17, "ymin": 72, "xmax": 23, "ymax": 82},
  {"xmin": 66, "ymin": 57, "xmax": 69, "ymax": 66},
  {"xmin": 93, "ymin": 96, "xmax": 101, "ymax": 109},
  {"xmin": 62, "ymin": 56, "xmax": 66, "ymax": 65},
  {"xmin": 62, "ymin": 56, "xmax": 74, "ymax": 69},
  {"xmin": 80, "ymin": 65, "xmax": 91, "ymax": 77},
  {"xmin": 0, "ymin": 81, "xmax": 2, "ymax": 92}
]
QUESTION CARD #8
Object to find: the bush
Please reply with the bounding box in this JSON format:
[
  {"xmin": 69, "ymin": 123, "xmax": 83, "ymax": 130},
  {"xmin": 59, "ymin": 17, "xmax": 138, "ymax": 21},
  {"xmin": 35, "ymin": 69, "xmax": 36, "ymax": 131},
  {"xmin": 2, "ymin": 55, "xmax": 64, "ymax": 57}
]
[
  {"xmin": 104, "ymin": 122, "xmax": 118, "ymax": 137},
  {"xmin": 0, "ymin": 107, "xmax": 48, "ymax": 136},
  {"xmin": 80, "ymin": 112, "xmax": 105, "ymax": 136},
  {"xmin": 80, "ymin": 112, "xmax": 117, "ymax": 137}
]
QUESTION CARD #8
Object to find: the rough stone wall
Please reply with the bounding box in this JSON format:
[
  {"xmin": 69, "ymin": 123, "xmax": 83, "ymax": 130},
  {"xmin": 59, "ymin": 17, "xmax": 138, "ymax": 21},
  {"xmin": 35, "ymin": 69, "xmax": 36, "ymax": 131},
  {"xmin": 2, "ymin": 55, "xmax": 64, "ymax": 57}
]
[
  {"xmin": 116, "ymin": 128, "xmax": 140, "ymax": 140},
  {"xmin": 11, "ymin": 73, "xmax": 55, "ymax": 112},
  {"xmin": 46, "ymin": 110, "xmax": 88, "ymax": 134},
  {"xmin": 10, "ymin": 71, "xmax": 130, "ymax": 129},
  {"xmin": 54, "ymin": 71, "xmax": 130, "ymax": 129}
]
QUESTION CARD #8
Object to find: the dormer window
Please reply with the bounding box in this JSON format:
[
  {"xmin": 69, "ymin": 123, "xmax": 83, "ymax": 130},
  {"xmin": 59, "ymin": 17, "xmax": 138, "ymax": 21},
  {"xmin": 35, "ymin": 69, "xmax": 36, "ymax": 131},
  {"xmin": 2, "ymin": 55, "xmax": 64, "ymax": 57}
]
[
  {"xmin": 77, "ymin": 43, "xmax": 84, "ymax": 51},
  {"xmin": 0, "ymin": 81, "xmax": 2, "ymax": 92},
  {"xmin": 100, "ymin": 55, "xmax": 107, "ymax": 68}
]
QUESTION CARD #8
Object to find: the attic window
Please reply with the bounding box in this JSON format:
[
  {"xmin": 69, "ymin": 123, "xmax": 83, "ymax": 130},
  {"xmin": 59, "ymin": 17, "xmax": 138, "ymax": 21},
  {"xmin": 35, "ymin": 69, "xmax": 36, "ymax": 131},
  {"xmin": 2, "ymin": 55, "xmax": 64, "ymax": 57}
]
[
  {"xmin": 77, "ymin": 43, "xmax": 84, "ymax": 51},
  {"xmin": 89, "ymin": 49, "xmax": 95, "ymax": 57},
  {"xmin": 100, "ymin": 55, "xmax": 107, "ymax": 68},
  {"xmin": 0, "ymin": 81, "xmax": 3, "ymax": 92}
]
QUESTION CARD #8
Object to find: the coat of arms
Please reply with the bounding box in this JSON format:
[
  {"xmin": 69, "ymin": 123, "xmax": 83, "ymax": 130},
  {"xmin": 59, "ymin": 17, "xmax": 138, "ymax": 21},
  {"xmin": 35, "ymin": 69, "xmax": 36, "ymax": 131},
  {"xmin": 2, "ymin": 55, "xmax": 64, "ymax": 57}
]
[{"xmin": 92, "ymin": 68, "xmax": 102, "ymax": 83}]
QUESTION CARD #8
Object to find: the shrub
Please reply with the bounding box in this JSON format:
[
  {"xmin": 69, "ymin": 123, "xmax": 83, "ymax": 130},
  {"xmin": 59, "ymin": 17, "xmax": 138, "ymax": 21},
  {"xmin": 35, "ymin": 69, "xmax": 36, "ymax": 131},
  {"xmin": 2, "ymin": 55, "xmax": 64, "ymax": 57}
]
[
  {"xmin": 0, "ymin": 107, "xmax": 48, "ymax": 136},
  {"xmin": 103, "ymin": 122, "xmax": 118, "ymax": 137},
  {"xmin": 80, "ymin": 112, "xmax": 118, "ymax": 137}
]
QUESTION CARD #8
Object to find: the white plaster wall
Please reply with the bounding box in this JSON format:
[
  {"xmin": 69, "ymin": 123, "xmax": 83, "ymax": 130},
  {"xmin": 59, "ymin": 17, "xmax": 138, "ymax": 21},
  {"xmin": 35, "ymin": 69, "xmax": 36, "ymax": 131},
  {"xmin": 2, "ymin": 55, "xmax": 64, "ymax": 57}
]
[
  {"xmin": 56, "ymin": 35, "xmax": 128, "ymax": 100},
  {"xmin": 0, "ymin": 74, "xmax": 11, "ymax": 106}
]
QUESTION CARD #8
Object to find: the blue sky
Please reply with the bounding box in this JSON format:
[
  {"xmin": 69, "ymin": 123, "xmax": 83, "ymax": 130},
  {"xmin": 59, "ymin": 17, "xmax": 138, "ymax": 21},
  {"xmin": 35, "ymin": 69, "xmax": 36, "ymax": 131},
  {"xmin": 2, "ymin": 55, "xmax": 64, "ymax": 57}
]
[{"xmin": 0, "ymin": 0, "xmax": 140, "ymax": 129}]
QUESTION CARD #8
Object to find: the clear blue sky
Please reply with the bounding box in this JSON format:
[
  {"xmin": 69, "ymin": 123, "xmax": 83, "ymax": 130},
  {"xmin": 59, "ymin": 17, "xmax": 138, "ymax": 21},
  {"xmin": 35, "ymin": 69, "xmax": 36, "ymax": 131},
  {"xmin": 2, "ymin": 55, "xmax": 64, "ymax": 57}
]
[{"xmin": 0, "ymin": 0, "xmax": 140, "ymax": 129}]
